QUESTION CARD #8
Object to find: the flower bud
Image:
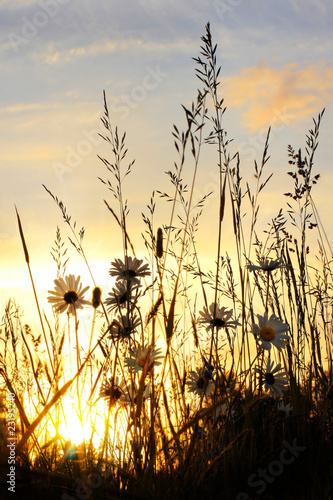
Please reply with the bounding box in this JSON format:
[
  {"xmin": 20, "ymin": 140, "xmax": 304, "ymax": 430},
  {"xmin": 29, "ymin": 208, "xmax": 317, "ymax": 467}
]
[
  {"xmin": 156, "ymin": 227, "xmax": 163, "ymax": 259},
  {"xmin": 92, "ymin": 287, "xmax": 102, "ymax": 309}
]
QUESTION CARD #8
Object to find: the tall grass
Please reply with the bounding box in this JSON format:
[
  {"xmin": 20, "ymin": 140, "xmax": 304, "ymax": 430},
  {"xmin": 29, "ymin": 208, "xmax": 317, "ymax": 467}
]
[{"xmin": 1, "ymin": 23, "xmax": 333, "ymax": 499}]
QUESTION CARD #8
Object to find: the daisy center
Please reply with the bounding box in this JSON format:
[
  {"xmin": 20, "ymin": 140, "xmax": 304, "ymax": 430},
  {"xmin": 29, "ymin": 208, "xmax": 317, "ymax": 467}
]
[
  {"xmin": 122, "ymin": 327, "xmax": 131, "ymax": 337},
  {"xmin": 126, "ymin": 270, "xmax": 137, "ymax": 278},
  {"xmin": 119, "ymin": 292, "xmax": 128, "ymax": 304},
  {"xmin": 138, "ymin": 355, "xmax": 148, "ymax": 367},
  {"xmin": 64, "ymin": 290, "xmax": 78, "ymax": 304},
  {"xmin": 196, "ymin": 377, "xmax": 206, "ymax": 389},
  {"xmin": 211, "ymin": 318, "xmax": 225, "ymax": 328},
  {"xmin": 113, "ymin": 387, "xmax": 122, "ymax": 400},
  {"xmin": 265, "ymin": 372, "xmax": 275, "ymax": 385},
  {"xmin": 260, "ymin": 326, "xmax": 276, "ymax": 341}
]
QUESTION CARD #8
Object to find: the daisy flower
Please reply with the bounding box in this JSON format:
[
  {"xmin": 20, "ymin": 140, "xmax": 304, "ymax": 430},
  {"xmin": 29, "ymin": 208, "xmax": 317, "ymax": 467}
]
[
  {"xmin": 109, "ymin": 256, "xmax": 150, "ymax": 285},
  {"xmin": 187, "ymin": 367, "xmax": 214, "ymax": 397},
  {"xmin": 255, "ymin": 359, "xmax": 289, "ymax": 398},
  {"xmin": 108, "ymin": 314, "xmax": 140, "ymax": 341},
  {"xmin": 216, "ymin": 403, "xmax": 235, "ymax": 419},
  {"xmin": 105, "ymin": 281, "xmax": 137, "ymax": 311},
  {"xmin": 120, "ymin": 383, "xmax": 151, "ymax": 404},
  {"xmin": 99, "ymin": 376, "xmax": 126, "ymax": 407},
  {"xmin": 277, "ymin": 400, "xmax": 292, "ymax": 417},
  {"xmin": 125, "ymin": 344, "xmax": 163, "ymax": 373},
  {"xmin": 48, "ymin": 274, "xmax": 90, "ymax": 315},
  {"xmin": 252, "ymin": 312, "xmax": 289, "ymax": 351},
  {"xmin": 199, "ymin": 303, "xmax": 240, "ymax": 331},
  {"xmin": 247, "ymin": 256, "xmax": 286, "ymax": 272}
]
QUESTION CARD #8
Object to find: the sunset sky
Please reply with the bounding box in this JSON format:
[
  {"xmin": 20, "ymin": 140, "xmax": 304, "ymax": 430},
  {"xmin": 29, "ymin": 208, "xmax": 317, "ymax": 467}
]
[{"xmin": 1, "ymin": 0, "xmax": 333, "ymax": 329}]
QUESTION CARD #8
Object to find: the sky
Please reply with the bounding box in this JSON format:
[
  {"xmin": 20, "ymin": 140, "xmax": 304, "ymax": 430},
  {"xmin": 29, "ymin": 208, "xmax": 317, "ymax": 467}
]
[{"xmin": 1, "ymin": 0, "xmax": 333, "ymax": 330}]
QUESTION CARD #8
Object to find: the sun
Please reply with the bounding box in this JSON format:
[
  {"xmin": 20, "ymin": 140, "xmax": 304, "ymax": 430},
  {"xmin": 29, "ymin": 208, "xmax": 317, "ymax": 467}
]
[
  {"xmin": 52, "ymin": 385, "xmax": 131, "ymax": 463},
  {"xmin": 56, "ymin": 388, "xmax": 104, "ymax": 448}
]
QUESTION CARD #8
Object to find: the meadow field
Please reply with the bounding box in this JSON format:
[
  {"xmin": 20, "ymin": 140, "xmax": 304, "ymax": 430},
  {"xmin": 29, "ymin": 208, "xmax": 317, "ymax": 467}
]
[{"xmin": 1, "ymin": 24, "xmax": 333, "ymax": 499}]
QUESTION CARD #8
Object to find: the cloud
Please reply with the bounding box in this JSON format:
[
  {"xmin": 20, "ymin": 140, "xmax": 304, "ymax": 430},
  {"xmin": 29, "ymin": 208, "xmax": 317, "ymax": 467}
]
[
  {"xmin": 0, "ymin": 0, "xmax": 204, "ymax": 61},
  {"xmin": 32, "ymin": 37, "xmax": 196, "ymax": 65},
  {"xmin": 2, "ymin": 102, "xmax": 61, "ymax": 113},
  {"xmin": 0, "ymin": 100, "xmax": 101, "ymax": 125},
  {"xmin": 288, "ymin": 0, "xmax": 327, "ymax": 15},
  {"xmin": 223, "ymin": 61, "xmax": 333, "ymax": 132},
  {"xmin": 2, "ymin": 147, "xmax": 52, "ymax": 161}
]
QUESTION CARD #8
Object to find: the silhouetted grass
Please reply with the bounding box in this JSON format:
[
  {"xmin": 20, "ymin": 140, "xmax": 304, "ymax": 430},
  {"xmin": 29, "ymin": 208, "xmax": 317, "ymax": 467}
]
[{"xmin": 1, "ymin": 23, "xmax": 333, "ymax": 500}]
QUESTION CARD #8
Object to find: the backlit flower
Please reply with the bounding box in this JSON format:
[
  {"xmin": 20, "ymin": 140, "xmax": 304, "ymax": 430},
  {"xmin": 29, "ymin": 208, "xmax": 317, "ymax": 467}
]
[
  {"xmin": 108, "ymin": 314, "xmax": 140, "ymax": 341},
  {"xmin": 277, "ymin": 400, "xmax": 292, "ymax": 417},
  {"xmin": 120, "ymin": 383, "xmax": 151, "ymax": 404},
  {"xmin": 109, "ymin": 256, "xmax": 150, "ymax": 285},
  {"xmin": 217, "ymin": 403, "xmax": 235, "ymax": 419},
  {"xmin": 105, "ymin": 280, "xmax": 137, "ymax": 311},
  {"xmin": 199, "ymin": 303, "xmax": 240, "ymax": 331},
  {"xmin": 99, "ymin": 376, "xmax": 126, "ymax": 407},
  {"xmin": 247, "ymin": 256, "xmax": 286, "ymax": 272},
  {"xmin": 125, "ymin": 344, "xmax": 163, "ymax": 373},
  {"xmin": 255, "ymin": 359, "xmax": 289, "ymax": 398},
  {"xmin": 187, "ymin": 367, "xmax": 214, "ymax": 397},
  {"xmin": 252, "ymin": 312, "xmax": 289, "ymax": 351},
  {"xmin": 48, "ymin": 274, "xmax": 90, "ymax": 315}
]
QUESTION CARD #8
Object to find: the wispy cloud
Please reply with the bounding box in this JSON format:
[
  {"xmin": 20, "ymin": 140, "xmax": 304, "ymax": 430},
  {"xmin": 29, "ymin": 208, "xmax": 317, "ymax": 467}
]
[
  {"xmin": 223, "ymin": 61, "xmax": 333, "ymax": 132},
  {"xmin": 0, "ymin": 100, "xmax": 101, "ymax": 123},
  {"xmin": 32, "ymin": 37, "xmax": 196, "ymax": 65},
  {"xmin": 2, "ymin": 147, "xmax": 52, "ymax": 161},
  {"xmin": 2, "ymin": 102, "xmax": 62, "ymax": 113},
  {"xmin": 288, "ymin": 0, "xmax": 327, "ymax": 15}
]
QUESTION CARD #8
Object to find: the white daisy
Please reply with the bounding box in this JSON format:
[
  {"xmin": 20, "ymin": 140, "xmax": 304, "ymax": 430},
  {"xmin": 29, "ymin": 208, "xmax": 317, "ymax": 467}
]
[
  {"xmin": 255, "ymin": 359, "xmax": 289, "ymax": 398},
  {"xmin": 47, "ymin": 274, "xmax": 90, "ymax": 315},
  {"xmin": 105, "ymin": 281, "xmax": 137, "ymax": 311},
  {"xmin": 199, "ymin": 303, "xmax": 240, "ymax": 331},
  {"xmin": 220, "ymin": 403, "xmax": 235, "ymax": 418},
  {"xmin": 99, "ymin": 376, "xmax": 126, "ymax": 407},
  {"xmin": 277, "ymin": 400, "xmax": 292, "ymax": 416},
  {"xmin": 108, "ymin": 314, "xmax": 140, "ymax": 341},
  {"xmin": 252, "ymin": 312, "xmax": 289, "ymax": 351},
  {"xmin": 187, "ymin": 367, "xmax": 214, "ymax": 397},
  {"xmin": 120, "ymin": 383, "xmax": 151, "ymax": 404},
  {"xmin": 125, "ymin": 344, "xmax": 163, "ymax": 373},
  {"xmin": 109, "ymin": 256, "xmax": 150, "ymax": 285},
  {"xmin": 247, "ymin": 256, "xmax": 286, "ymax": 272}
]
